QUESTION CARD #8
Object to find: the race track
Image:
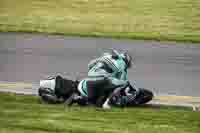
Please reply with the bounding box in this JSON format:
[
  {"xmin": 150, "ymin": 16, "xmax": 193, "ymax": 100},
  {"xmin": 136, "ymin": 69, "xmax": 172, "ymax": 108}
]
[{"xmin": 0, "ymin": 32, "xmax": 200, "ymax": 96}]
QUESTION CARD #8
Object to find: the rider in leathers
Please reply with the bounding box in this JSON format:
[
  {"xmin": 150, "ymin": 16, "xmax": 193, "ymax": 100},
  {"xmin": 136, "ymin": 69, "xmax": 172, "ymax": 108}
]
[{"xmin": 67, "ymin": 49, "xmax": 135, "ymax": 109}]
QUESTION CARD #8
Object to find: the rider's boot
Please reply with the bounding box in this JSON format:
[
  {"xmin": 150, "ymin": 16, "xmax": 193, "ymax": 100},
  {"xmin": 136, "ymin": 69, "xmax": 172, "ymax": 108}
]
[{"xmin": 102, "ymin": 98, "xmax": 111, "ymax": 109}]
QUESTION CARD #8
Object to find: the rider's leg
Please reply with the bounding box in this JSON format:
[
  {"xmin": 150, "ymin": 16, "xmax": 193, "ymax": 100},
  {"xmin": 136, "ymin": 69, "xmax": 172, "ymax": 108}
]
[
  {"xmin": 86, "ymin": 78, "xmax": 110, "ymax": 105},
  {"xmin": 102, "ymin": 86, "xmax": 122, "ymax": 109},
  {"xmin": 65, "ymin": 78, "xmax": 109, "ymax": 106},
  {"xmin": 65, "ymin": 79, "xmax": 103, "ymax": 106}
]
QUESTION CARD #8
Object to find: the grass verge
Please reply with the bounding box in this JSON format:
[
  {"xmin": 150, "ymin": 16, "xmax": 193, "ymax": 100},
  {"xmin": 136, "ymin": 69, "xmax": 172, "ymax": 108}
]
[
  {"xmin": 0, "ymin": 0, "xmax": 200, "ymax": 43},
  {"xmin": 0, "ymin": 92, "xmax": 200, "ymax": 133}
]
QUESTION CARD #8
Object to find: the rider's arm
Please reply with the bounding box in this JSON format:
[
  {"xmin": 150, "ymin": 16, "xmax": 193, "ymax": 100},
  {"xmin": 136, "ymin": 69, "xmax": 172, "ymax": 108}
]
[
  {"xmin": 124, "ymin": 86, "xmax": 133, "ymax": 96},
  {"xmin": 113, "ymin": 67, "xmax": 128, "ymax": 86},
  {"xmin": 88, "ymin": 62, "xmax": 108, "ymax": 77},
  {"xmin": 108, "ymin": 72, "xmax": 129, "ymax": 88},
  {"xmin": 120, "ymin": 69, "xmax": 128, "ymax": 80},
  {"xmin": 88, "ymin": 49, "xmax": 121, "ymax": 70},
  {"xmin": 88, "ymin": 53, "xmax": 112, "ymax": 70}
]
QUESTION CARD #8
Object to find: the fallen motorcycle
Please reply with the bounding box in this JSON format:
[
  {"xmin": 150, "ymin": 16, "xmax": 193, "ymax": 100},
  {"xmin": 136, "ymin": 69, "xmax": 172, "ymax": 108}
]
[{"xmin": 38, "ymin": 75, "xmax": 153, "ymax": 107}]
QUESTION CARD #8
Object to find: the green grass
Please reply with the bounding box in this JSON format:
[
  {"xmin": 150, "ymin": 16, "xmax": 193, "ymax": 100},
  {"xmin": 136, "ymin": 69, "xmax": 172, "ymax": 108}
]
[
  {"xmin": 0, "ymin": 92, "xmax": 200, "ymax": 133},
  {"xmin": 0, "ymin": 0, "xmax": 200, "ymax": 42}
]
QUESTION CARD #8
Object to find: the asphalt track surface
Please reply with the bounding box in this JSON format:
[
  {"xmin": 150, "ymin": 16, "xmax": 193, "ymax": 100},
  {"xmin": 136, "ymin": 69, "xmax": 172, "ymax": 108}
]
[{"xmin": 0, "ymin": 32, "xmax": 200, "ymax": 97}]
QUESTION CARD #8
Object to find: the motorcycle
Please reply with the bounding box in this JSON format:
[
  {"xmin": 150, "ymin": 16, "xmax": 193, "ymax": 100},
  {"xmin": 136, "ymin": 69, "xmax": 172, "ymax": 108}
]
[
  {"xmin": 38, "ymin": 75, "xmax": 79, "ymax": 104},
  {"xmin": 38, "ymin": 75, "xmax": 153, "ymax": 107}
]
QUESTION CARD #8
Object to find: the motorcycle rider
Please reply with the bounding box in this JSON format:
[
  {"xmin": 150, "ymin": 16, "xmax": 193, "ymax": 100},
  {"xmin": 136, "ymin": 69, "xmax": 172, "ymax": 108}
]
[{"xmin": 66, "ymin": 49, "xmax": 135, "ymax": 109}]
